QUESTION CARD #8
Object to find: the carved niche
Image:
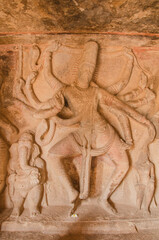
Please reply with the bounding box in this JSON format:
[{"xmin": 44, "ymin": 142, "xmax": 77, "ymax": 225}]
[{"xmin": 0, "ymin": 37, "xmax": 159, "ymax": 233}]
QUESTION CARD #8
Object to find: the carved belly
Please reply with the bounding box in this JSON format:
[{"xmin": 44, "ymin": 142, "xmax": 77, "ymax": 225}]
[{"xmin": 73, "ymin": 123, "xmax": 115, "ymax": 154}]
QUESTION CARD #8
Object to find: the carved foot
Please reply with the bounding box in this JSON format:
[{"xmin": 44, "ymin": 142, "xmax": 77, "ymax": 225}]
[
  {"xmin": 135, "ymin": 208, "xmax": 151, "ymax": 217},
  {"xmin": 30, "ymin": 209, "xmax": 40, "ymax": 218},
  {"xmin": 70, "ymin": 197, "xmax": 81, "ymax": 216},
  {"xmin": 143, "ymin": 209, "xmax": 151, "ymax": 217},
  {"xmin": 10, "ymin": 208, "xmax": 21, "ymax": 218},
  {"xmin": 98, "ymin": 199, "xmax": 117, "ymax": 216}
]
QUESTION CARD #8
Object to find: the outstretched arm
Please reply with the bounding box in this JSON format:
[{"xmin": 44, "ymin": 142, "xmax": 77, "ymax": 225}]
[
  {"xmin": 34, "ymin": 107, "xmax": 61, "ymax": 119},
  {"xmin": 99, "ymin": 88, "xmax": 156, "ymax": 141},
  {"xmin": 101, "ymin": 104, "xmax": 133, "ymax": 146},
  {"xmin": 33, "ymin": 91, "xmax": 65, "ymax": 119}
]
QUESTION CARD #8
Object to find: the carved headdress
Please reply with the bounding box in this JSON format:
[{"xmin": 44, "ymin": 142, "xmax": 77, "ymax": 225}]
[{"xmin": 79, "ymin": 41, "xmax": 99, "ymax": 68}]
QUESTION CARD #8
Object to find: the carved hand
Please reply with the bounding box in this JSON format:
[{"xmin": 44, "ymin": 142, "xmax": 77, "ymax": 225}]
[
  {"xmin": 139, "ymin": 72, "xmax": 147, "ymax": 89},
  {"xmin": 143, "ymin": 119, "xmax": 156, "ymax": 142},
  {"xmin": 121, "ymin": 139, "xmax": 133, "ymax": 150},
  {"xmin": 123, "ymin": 47, "xmax": 134, "ymax": 61},
  {"xmin": 53, "ymin": 92, "xmax": 64, "ymax": 110},
  {"xmin": 26, "ymin": 71, "xmax": 38, "ymax": 85},
  {"xmin": 148, "ymin": 123, "xmax": 156, "ymax": 142},
  {"xmin": 126, "ymin": 138, "xmax": 133, "ymax": 147},
  {"xmin": 45, "ymin": 41, "xmax": 61, "ymax": 53},
  {"xmin": 29, "ymin": 168, "xmax": 41, "ymax": 186},
  {"xmin": 14, "ymin": 78, "xmax": 25, "ymax": 97}
]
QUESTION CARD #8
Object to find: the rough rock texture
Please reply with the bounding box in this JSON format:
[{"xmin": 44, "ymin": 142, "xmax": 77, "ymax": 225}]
[
  {"xmin": 0, "ymin": 0, "xmax": 158, "ymax": 34},
  {"xmin": 0, "ymin": 1, "xmax": 159, "ymax": 239},
  {"xmin": 1, "ymin": 231, "xmax": 159, "ymax": 240}
]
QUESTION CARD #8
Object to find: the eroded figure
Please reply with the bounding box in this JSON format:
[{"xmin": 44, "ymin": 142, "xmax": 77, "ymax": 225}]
[
  {"xmin": 0, "ymin": 114, "xmax": 18, "ymax": 194},
  {"xmin": 133, "ymin": 151, "xmax": 155, "ymax": 214},
  {"xmin": 16, "ymin": 41, "xmax": 155, "ymax": 215},
  {"xmin": 7, "ymin": 131, "xmax": 46, "ymax": 217}
]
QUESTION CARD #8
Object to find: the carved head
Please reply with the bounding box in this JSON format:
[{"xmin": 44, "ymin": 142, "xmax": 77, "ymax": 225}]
[
  {"xmin": 77, "ymin": 41, "xmax": 98, "ymax": 88},
  {"xmin": 19, "ymin": 131, "xmax": 34, "ymax": 148}
]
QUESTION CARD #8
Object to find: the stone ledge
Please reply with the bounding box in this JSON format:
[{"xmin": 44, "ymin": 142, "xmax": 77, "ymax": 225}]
[
  {"xmin": 1, "ymin": 219, "xmax": 137, "ymax": 234},
  {"xmin": 1, "ymin": 206, "xmax": 159, "ymax": 234}
]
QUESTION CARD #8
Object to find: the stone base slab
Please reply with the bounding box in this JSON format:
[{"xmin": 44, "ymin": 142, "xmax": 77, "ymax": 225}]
[
  {"xmin": 1, "ymin": 219, "xmax": 137, "ymax": 234},
  {"xmin": 1, "ymin": 206, "xmax": 159, "ymax": 234}
]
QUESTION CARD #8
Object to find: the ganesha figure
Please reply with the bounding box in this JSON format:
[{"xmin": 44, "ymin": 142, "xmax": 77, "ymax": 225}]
[
  {"xmin": 0, "ymin": 114, "xmax": 18, "ymax": 194},
  {"xmin": 7, "ymin": 131, "xmax": 46, "ymax": 217},
  {"xmin": 16, "ymin": 41, "xmax": 155, "ymax": 215}
]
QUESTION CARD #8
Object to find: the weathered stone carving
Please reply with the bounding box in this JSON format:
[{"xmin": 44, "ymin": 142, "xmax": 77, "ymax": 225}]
[
  {"xmin": 15, "ymin": 40, "xmax": 155, "ymax": 216},
  {"xmin": 116, "ymin": 50, "xmax": 155, "ymax": 110},
  {"xmin": 133, "ymin": 150, "xmax": 155, "ymax": 214},
  {"xmin": 0, "ymin": 103, "xmax": 18, "ymax": 194},
  {"xmin": 7, "ymin": 131, "xmax": 46, "ymax": 217},
  {"xmin": 0, "ymin": 137, "xmax": 8, "ymax": 194}
]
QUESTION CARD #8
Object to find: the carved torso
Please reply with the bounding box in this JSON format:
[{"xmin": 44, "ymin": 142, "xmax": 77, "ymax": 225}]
[{"xmin": 64, "ymin": 85, "xmax": 115, "ymax": 149}]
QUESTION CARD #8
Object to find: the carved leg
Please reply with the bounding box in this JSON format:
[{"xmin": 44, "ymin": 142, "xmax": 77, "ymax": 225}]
[
  {"xmin": 49, "ymin": 135, "xmax": 81, "ymax": 213},
  {"xmin": 28, "ymin": 184, "xmax": 43, "ymax": 217},
  {"xmin": 144, "ymin": 181, "xmax": 155, "ymax": 213},
  {"xmin": 51, "ymin": 155, "xmax": 79, "ymax": 203},
  {"xmin": 11, "ymin": 192, "xmax": 25, "ymax": 217},
  {"xmin": 136, "ymin": 184, "xmax": 145, "ymax": 211},
  {"xmin": 100, "ymin": 136, "xmax": 129, "ymax": 214}
]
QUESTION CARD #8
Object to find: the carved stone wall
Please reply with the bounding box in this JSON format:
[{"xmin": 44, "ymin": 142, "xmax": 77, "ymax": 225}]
[{"xmin": 0, "ymin": 34, "xmax": 159, "ymax": 234}]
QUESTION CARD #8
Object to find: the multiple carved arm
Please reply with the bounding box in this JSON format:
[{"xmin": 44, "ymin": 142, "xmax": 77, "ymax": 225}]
[
  {"xmin": 99, "ymin": 88, "xmax": 156, "ymax": 144},
  {"xmin": 44, "ymin": 51, "xmax": 63, "ymax": 93},
  {"xmin": 107, "ymin": 48, "xmax": 134, "ymax": 95},
  {"xmin": 16, "ymin": 73, "xmax": 64, "ymax": 119},
  {"xmin": 16, "ymin": 42, "xmax": 65, "ymax": 120},
  {"xmin": 102, "ymin": 105, "xmax": 133, "ymax": 146},
  {"xmin": 106, "ymin": 48, "xmax": 155, "ymax": 110}
]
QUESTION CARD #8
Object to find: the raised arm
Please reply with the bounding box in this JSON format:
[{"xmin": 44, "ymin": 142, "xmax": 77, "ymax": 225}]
[
  {"xmin": 43, "ymin": 42, "xmax": 64, "ymax": 95},
  {"xmin": 106, "ymin": 48, "xmax": 134, "ymax": 95},
  {"xmin": 24, "ymin": 71, "xmax": 45, "ymax": 109}
]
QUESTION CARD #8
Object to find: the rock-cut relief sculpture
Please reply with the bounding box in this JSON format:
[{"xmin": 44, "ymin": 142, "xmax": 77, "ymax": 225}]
[
  {"xmin": 15, "ymin": 41, "xmax": 155, "ymax": 215},
  {"xmin": 133, "ymin": 150, "xmax": 155, "ymax": 214},
  {"xmin": 7, "ymin": 131, "xmax": 46, "ymax": 217},
  {"xmin": 0, "ymin": 80, "xmax": 18, "ymax": 194},
  {"xmin": 112, "ymin": 48, "xmax": 155, "ymax": 110}
]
